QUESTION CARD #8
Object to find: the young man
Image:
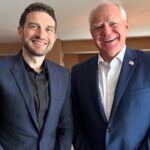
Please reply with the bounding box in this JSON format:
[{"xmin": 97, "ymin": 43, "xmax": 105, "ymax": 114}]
[
  {"xmin": 0, "ymin": 2, "xmax": 73, "ymax": 150},
  {"xmin": 72, "ymin": 1, "xmax": 150, "ymax": 150}
]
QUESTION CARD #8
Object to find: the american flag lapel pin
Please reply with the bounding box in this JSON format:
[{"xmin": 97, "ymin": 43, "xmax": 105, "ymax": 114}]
[{"xmin": 129, "ymin": 60, "xmax": 134, "ymax": 66}]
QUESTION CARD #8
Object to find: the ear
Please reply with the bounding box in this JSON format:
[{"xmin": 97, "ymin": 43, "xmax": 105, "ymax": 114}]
[
  {"xmin": 125, "ymin": 20, "xmax": 129, "ymax": 30},
  {"xmin": 90, "ymin": 27, "xmax": 95, "ymax": 39},
  {"xmin": 17, "ymin": 26, "xmax": 23, "ymax": 40},
  {"xmin": 53, "ymin": 33, "xmax": 57, "ymax": 43}
]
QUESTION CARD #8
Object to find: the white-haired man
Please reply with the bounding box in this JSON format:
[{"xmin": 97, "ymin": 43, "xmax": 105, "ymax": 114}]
[{"xmin": 71, "ymin": 1, "xmax": 150, "ymax": 150}]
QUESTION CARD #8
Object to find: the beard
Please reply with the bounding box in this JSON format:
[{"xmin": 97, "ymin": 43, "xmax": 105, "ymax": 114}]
[{"xmin": 23, "ymin": 37, "xmax": 53, "ymax": 57}]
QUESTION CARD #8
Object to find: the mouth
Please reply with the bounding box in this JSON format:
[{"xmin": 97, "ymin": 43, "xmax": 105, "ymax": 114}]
[
  {"xmin": 104, "ymin": 36, "xmax": 118, "ymax": 43},
  {"xmin": 32, "ymin": 39, "xmax": 48, "ymax": 47}
]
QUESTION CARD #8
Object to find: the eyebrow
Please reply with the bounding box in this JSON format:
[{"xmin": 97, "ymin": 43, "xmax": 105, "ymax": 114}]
[
  {"xmin": 27, "ymin": 22, "xmax": 55, "ymax": 28},
  {"xmin": 93, "ymin": 22, "xmax": 103, "ymax": 27}
]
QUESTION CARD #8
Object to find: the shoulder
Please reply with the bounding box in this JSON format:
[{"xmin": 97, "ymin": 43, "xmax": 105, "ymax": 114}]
[
  {"xmin": 126, "ymin": 47, "xmax": 150, "ymax": 59},
  {"xmin": 46, "ymin": 59, "xmax": 70, "ymax": 74},
  {"xmin": 126, "ymin": 48, "xmax": 150, "ymax": 68},
  {"xmin": 0, "ymin": 55, "xmax": 16, "ymax": 68},
  {"xmin": 72, "ymin": 55, "xmax": 98, "ymax": 71},
  {"xmin": 128, "ymin": 47, "xmax": 150, "ymax": 55},
  {"xmin": 134, "ymin": 49, "xmax": 150, "ymax": 61}
]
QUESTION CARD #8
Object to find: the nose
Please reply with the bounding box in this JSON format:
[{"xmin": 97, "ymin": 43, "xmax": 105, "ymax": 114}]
[
  {"xmin": 102, "ymin": 24, "xmax": 112, "ymax": 36},
  {"xmin": 36, "ymin": 27, "xmax": 46, "ymax": 38}
]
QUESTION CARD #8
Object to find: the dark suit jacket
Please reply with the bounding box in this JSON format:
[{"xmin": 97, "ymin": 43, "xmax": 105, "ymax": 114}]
[
  {"xmin": 71, "ymin": 47, "xmax": 150, "ymax": 150},
  {"xmin": 0, "ymin": 52, "xmax": 73, "ymax": 150}
]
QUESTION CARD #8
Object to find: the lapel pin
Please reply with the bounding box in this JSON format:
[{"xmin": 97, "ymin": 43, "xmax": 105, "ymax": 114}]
[{"xmin": 129, "ymin": 60, "xmax": 134, "ymax": 66}]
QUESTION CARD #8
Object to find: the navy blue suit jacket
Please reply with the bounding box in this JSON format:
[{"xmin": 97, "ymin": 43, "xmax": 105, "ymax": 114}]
[
  {"xmin": 71, "ymin": 47, "xmax": 150, "ymax": 150},
  {"xmin": 0, "ymin": 52, "xmax": 73, "ymax": 150}
]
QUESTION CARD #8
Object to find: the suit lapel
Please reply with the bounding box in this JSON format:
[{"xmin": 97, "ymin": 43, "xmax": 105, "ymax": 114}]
[
  {"xmin": 42, "ymin": 61, "xmax": 64, "ymax": 134},
  {"xmin": 10, "ymin": 54, "xmax": 39, "ymax": 129},
  {"xmin": 109, "ymin": 48, "xmax": 138, "ymax": 120},
  {"xmin": 87, "ymin": 56, "xmax": 108, "ymax": 124}
]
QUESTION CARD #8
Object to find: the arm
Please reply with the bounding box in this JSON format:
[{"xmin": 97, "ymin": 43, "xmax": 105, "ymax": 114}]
[
  {"xmin": 54, "ymin": 72, "xmax": 73, "ymax": 150},
  {"xmin": 71, "ymin": 68, "xmax": 91, "ymax": 150}
]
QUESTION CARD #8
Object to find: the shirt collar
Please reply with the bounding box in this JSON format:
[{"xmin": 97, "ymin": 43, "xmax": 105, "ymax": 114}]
[
  {"xmin": 98, "ymin": 45, "xmax": 126, "ymax": 65},
  {"xmin": 22, "ymin": 56, "xmax": 48, "ymax": 74}
]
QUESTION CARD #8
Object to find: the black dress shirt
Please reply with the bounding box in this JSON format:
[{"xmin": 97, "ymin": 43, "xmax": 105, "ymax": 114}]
[{"xmin": 24, "ymin": 60, "xmax": 50, "ymax": 130}]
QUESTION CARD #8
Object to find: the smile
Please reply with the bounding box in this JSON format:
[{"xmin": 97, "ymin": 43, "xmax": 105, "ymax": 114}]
[
  {"xmin": 104, "ymin": 37, "xmax": 118, "ymax": 43},
  {"xmin": 32, "ymin": 39, "xmax": 47, "ymax": 46}
]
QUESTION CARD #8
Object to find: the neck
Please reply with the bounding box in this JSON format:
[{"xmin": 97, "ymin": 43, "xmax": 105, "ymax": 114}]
[{"xmin": 22, "ymin": 49, "xmax": 45, "ymax": 73}]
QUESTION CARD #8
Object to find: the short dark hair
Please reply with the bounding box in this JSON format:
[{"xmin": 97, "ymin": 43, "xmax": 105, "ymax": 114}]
[{"xmin": 19, "ymin": 2, "xmax": 57, "ymax": 30}]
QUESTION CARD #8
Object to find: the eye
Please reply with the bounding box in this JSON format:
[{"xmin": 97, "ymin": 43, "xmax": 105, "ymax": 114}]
[
  {"xmin": 110, "ymin": 21, "xmax": 118, "ymax": 27},
  {"xmin": 46, "ymin": 27, "xmax": 55, "ymax": 33},
  {"xmin": 28, "ymin": 24, "xmax": 38, "ymax": 30},
  {"xmin": 93, "ymin": 24, "xmax": 103, "ymax": 31}
]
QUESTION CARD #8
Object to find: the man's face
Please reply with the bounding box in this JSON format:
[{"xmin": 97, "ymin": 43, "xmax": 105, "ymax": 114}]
[
  {"xmin": 90, "ymin": 4, "xmax": 129, "ymax": 62},
  {"xmin": 18, "ymin": 11, "xmax": 57, "ymax": 57}
]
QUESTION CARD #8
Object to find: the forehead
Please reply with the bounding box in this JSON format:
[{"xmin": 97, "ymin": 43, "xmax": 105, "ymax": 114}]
[
  {"xmin": 92, "ymin": 4, "xmax": 122, "ymax": 22},
  {"xmin": 25, "ymin": 11, "xmax": 55, "ymax": 26}
]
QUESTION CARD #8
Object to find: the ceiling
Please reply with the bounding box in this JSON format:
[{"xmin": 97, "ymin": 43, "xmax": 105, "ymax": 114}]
[{"xmin": 0, "ymin": 0, "xmax": 150, "ymax": 43}]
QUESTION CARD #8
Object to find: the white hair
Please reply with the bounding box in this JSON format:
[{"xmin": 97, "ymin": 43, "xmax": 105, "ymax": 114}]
[{"xmin": 89, "ymin": 0, "xmax": 127, "ymax": 28}]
